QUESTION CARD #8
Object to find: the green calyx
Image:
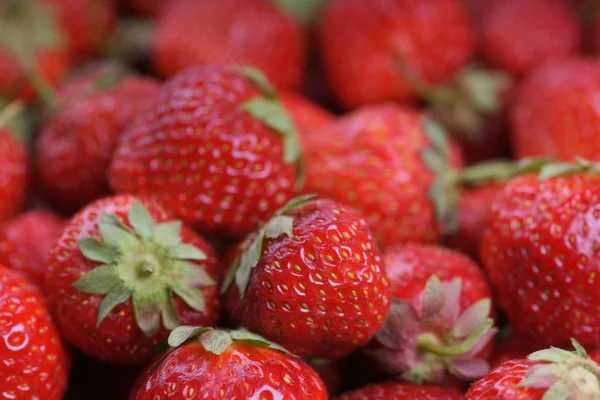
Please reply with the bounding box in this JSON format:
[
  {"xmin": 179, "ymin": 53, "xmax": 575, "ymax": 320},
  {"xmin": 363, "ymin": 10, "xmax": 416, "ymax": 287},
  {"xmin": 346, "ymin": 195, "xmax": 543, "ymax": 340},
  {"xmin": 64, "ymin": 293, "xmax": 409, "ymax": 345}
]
[
  {"xmin": 518, "ymin": 339, "xmax": 600, "ymax": 400},
  {"xmin": 272, "ymin": 0, "xmax": 329, "ymax": 25},
  {"xmin": 0, "ymin": 100, "xmax": 24, "ymax": 132},
  {"xmin": 221, "ymin": 194, "xmax": 316, "ymax": 297},
  {"xmin": 72, "ymin": 200, "xmax": 216, "ymax": 336}
]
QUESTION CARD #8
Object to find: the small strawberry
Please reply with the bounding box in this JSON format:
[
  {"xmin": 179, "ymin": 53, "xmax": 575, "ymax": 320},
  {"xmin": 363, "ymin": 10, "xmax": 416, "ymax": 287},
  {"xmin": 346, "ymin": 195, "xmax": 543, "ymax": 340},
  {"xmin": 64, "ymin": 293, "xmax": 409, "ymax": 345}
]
[
  {"xmin": 131, "ymin": 327, "xmax": 328, "ymax": 399},
  {"xmin": 45, "ymin": 194, "xmax": 220, "ymax": 365},
  {"xmin": 280, "ymin": 91, "xmax": 335, "ymax": 136},
  {"xmin": 0, "ymin": 210, "xmax": 64, "ymax": 289},
  {"xmin": 465, "ymin": 340, "xmax": 600, "ymax": 399},
  {"xmin": 511, "ymin": 59, "xmax": 600, "ymax": 161},
  {"xmin": 366, "ymin": 245, "xmax": 496, "ymax": 385},
  {"xmin": 222, "ymin": 195, "xmax": 390, "ymax": 359},
  {"xmin": 318, "ymin": 0, "xmax": 475, "ymax": 109},
  {"xmin": 152, "ymin": 0, "xmax": 307, "ymax": 91},
  {"xmin": 333, "ymin": 382, "xmax": 462, "ymax": 400},
  {"xmin": 478, "ymin": 0, "xmax": 582, "ymax": 76},
  {"xmin": 109, "ymin": 65, "xmax": 302, "ymax": 237},
  {"xmin": 303, "ymin": 104, "xmax": 464, "ymax": 250},
  {"xmin": 0, "ymin": 266, "xmax": 70, "ymax": 400},
  {"xmin": 37, "ymin": 70, "xmax": 160, "ymax": 213},
  {"xmin": 491, "ymin": 331, "xmax": 543, "ymax": 369}
]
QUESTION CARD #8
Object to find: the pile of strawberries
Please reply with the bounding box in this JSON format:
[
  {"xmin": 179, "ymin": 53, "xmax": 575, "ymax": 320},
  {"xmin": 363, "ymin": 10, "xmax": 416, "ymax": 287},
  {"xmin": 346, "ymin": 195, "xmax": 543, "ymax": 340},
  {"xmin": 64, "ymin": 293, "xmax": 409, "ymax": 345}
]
[{"xmin": 3, "ymin": 0, "xmax": 600, "ymax": 399}]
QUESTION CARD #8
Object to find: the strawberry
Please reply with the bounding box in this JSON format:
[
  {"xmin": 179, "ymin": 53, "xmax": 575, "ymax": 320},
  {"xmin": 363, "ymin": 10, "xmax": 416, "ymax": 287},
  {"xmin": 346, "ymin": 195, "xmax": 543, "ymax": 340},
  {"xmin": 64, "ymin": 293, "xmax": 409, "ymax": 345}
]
[
  {"xmin": 477, "ymin": 0, "xmax": 581, "ymax": 77},
  {"xmin": 45, "ymin": 194, "xmax": 220, "ymax": 365},
  {"xmin": 280, "ymin": 91, "xmax": 335, "ymax": 136},
  {"xmin": 109, "ymin": 66, "xmax": 302, "ymax": 237},
  {"xmin": 152, "ymin": 0, "xmax": 307, "ymax": 91},
  {"xmin": 0, "ymin": 266, "xmax": 70, "ymax": 400},
  {"xmin": 481, "ymin": 159, "xmax": 600, "ymax": 349},
  {"xmin": 366, "ymin": 244, "xmax": 496, "ymax": 385},
  {"xmin": 465, "ymin": 340, "xmax": 600, "ymax": 399},
  {"xmin": 131, "ymin": 327, "xmax": 328, "ymax": 399},
  {"xmin": 333, "ymin": 382, "xmax": 462, "ymax": 400},
  {"xmin": 511, "ymin": 59, "xmax": 600, "ymax": 161},
  {"xmin": 37, "ymin": 70, "xmax": 160, "ymax": 213},
  {"xmin": 0, "ymin": 210, "xmax": 65, "ymax": 289},
  {"xmin": 222, "ymin": 195, "xmax": 390, "ymax": 359},
  {"xmin": 303, "ymin": 104, "xmax": 464, "ymax": 250},
  {"xmin": 490, "ymin": 331, "xmax": 543, "ymax": 369},
  {"xmin": 318, "ymin": 0, "xmax": 475, "ymax": 109}
]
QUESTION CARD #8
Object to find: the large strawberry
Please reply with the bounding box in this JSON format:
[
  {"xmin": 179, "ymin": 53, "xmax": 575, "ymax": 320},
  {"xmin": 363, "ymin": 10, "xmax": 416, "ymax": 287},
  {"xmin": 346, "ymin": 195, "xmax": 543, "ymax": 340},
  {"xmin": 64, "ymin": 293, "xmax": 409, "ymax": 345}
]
[
  {"xmin": 465, "ymin": 340, "xmax": 600, "ymax": 399},
  {"xmin": 481, "ymin": 159, "xmax": 600, "ymax": 349},
  {"xmin": 0, "ymin": 266, "xmax": 70, "ymax": 400},
  {"xmin": 333, "ymin": 382, "xmax": 462, "ymax": 400},
  {"xmin": 45, "ymin": 194, "xmax": 220, "ymax": 365},
  {"xmin": 0, "ymin": 210, "xmax": 64, "ymax": 289},
  {"xmin": 303, "ymin": 104, "xmax": 464, "ymax": 250},
  {"xmin": 131, "ymin": 326, "xmax": 328, "ymax": 399},
  {"xmin": 109, "ymin": 65, "xmax": 302, "ymax": 237},
  {"xmin": 222, "ymin": 195, "xmax": 390, "ymax": 359},
  {"xmin": 366, "ymin": 244, "xmax": 496, "ymax": 385},
  {"xmin": 511, "ymin": 59, "xmax": 600, "ymax": 161},
  {"xmin": 318, "ymin": 0, "xmax": 475, "ymax": 109},
  {"xmin": 37, "ymin": 70, "xmax": 160, "ymax": 213},
  {"xmin": 152, "ymin": 0, "xmax": 306, "ymax": 91}
]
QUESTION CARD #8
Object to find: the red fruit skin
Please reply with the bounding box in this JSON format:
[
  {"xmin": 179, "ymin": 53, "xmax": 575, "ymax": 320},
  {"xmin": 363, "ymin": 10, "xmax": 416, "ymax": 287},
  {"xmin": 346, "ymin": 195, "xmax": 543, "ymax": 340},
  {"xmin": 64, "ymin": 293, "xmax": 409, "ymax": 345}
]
[
  {"xmin": 153, "ymin": 0, "xmax": 306, "ymax": 90},
  {"xmin": 0, "ymin": 266, "xmax": 69, "ymax": 400},
  {"xmin": 490, "ymin": 333, "xmax": 543, "ymax": 369},
  {"xmin": 447, "ymin": 183, "xmax": 505, "ymax": 262},
  {"xmin": 37, "ymin": 75, "xmax": 160, "ymax": 213},
  {"xmin": 318, "ymin": 0, "xmax": 476, "ymax": 109},
  {"xmin": 280, "ymin": 91, "xmax": 335, "ymax": 135},
  {"xmin": 109, "ymin": 66, "xmax": 298, "ymax": 237},
  {"xmin": 45, "ymin": 194, "xmax": 220, "ymax": 365},
  {"xmin": 131, "ymin": 341, "xmax": 328, "ymax": 400},
  {"xmin": 224, "ymin": 198, "xmax": 390, "ymax": 359},
  {"xmin": 511, "ymin": 60, "xmax": 600, "ymax": 161},
  {"xmin": 303, "ymin": 104, "xmax": 464, "ymax": 250},
  {"xmin": 481, "ymin": 174, "xmax": 600, "ymax": 348},
  {"xmin": 333, "ymin": 382, "xmax": 463, "ymax": 400},
  {"xmin": 0, "ymin": 129, "xmax": 30, "ymax": 223},
  {"xmin": 0, "ymin": 210, "xmax": 65, "ymax": 289},
  {"xmin": 478, "ymin": 0, "xmax": 581, "ymax": 77}
]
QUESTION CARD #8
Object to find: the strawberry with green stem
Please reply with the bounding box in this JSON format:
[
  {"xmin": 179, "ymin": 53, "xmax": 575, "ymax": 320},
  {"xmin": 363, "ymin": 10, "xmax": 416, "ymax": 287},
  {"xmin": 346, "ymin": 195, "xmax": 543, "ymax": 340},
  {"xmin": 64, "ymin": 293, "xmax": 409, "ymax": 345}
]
[{"xmin": 45, "ymin": 194, "xmax": 219, "ymax": 365}]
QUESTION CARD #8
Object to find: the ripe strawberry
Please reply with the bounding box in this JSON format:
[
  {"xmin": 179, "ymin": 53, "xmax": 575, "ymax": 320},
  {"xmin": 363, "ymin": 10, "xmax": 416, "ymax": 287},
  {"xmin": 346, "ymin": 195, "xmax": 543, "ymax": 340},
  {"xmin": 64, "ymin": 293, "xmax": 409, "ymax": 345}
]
[
  {"xmin": 465, "ymin": 340, "xmax": 600, "ymax": 399},
  {"xmin": 222, "ymin": 196, "xmax": 390, "ymax": 359},
  {"xmin": 481, "ymin": 159, "xmax": 600, "ymax": 349},
  {"xmin": 152, "ymin": 0, "xmax": 306, "ymax": 90},
  {"xmin": 280, "ymin": 91, "xmax": 335, "ymax": 135},
  {"xmin": 511, "ymin": 59, "xmax": 600, "ymax": 161},
  {"xmin": 37, "ymin": 71, "xmax": 160, "ymax": 213},
  {"xmin": 0, "ymin": 266, "xmax": 70, "ymax": 400},
  {"xmin": 366, "ymin": 244, "xmax": 496, "ymax": 385},
  {"xmin": 490, "ymin": 332, "xmax": 543, "ymax": 369},
  {"xmin": 318, "ymin": 0, "xmax": 475, "ymax": 109},
  {"xmin": 45, "ymin": 194, "xmax": 220, "ymax": 365},
  {"xmin": 0, "ymin": 210, "xmax": 65, "ymax": 289},
  {"xmin": 333, "ymin": 382, "xmax": 462, "ymax": 400},
  {"xmin": 303, "ymin": 104, "xmax": 464, "ymax": 250},
  {"xmin": 109, "ymin": 66, "xmax": 302, "ymax": 237},
  {"xmin": 478, "ymin": 0, "xmax": 581, "ymax": 77},
  {"xmin": 131, "ymin": 327, "xmax": 328, "ymax": 399}
]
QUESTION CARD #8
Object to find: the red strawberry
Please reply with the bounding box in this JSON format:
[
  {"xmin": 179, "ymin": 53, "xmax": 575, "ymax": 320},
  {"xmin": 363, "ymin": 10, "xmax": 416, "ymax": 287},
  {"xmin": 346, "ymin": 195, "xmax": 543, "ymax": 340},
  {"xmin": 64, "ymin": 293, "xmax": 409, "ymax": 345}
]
[
  {"xmin": 37, "ymin": 71, "xmax": 160, "ymax": 213},
  {"xmin": 131, "ymin": 327, "xmax": 328, "ymax": 399},
  {"xmin": 152, "ymin": 0, "xmax": 306, "ymax": 91},
  {"xmin": 222, "ymin": 196, "xmax": 390, "ymax": 359},
  {"xmin": 511, "ymin": 59, "xmax": 600, "ymax": 161},
  {"xmin": 280, "ymin": 91, "xmax": 335, "ymax": 136},
  {"xmin": 0, "ymin": 266, "xmax": 70, "ymax": 400},
  {"xmin": 109, "ymin": 66, "xmax": 302, "ymax": 237},
  {"xmin": 366, "ymin": 244, "xmax": 496, "ymax": 385},
  {"xmin": 0, "ymin": 210, "xmax": 65, "ymax": 289},
  {"xmin": 303, "ymin": 104, "xmax": 464, "ymax": 250},
  {"xmin": 478, "ymin": 0, "xmax": 581, "ymax": 77},
  {"xmin": 481, "ymin": 160, "xmax": 600, "ymax": 349},
  {"xmin": 333, "ymin": 382, "xmax": 462, "ymax": 400},
  {"xmin": 318, "ymin": 0, "xmax": 475, "ymax": 109},
  {"xmin": 45, "ymin": 194, "xmax": 220, "ymax": 365},
  {"xmin": 491, "ymin": 332, "xmax": 543, "ymax": 369},
  {"xmin": 465, "ymin": 341, "xmax": 600, "ymax": 399}
]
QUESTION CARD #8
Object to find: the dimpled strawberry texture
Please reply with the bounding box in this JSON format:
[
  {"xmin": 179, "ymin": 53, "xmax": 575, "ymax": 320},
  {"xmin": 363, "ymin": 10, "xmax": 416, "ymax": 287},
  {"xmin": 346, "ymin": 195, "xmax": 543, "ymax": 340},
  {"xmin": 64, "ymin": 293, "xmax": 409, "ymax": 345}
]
[
  {"xmin": 333, "ymin": 382, "xmax": 462, "ymax": 400},
  {"xmin": 109, "ymin": 66, "xmax": 298, "ymax": 237},
  {"xmin": 0, "ymin": 266, "xmax": 69, "ymax": 400},
  {"xmin": 0, "ymin": 129, "xmax": 29, "ymax": 223}
]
